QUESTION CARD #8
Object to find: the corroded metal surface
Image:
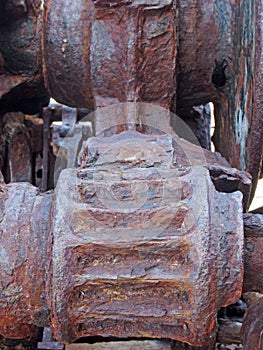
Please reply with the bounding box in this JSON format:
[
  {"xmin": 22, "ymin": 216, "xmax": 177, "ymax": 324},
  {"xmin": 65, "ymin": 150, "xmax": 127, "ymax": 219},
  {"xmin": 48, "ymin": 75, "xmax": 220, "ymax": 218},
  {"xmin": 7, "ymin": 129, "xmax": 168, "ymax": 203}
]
[
  {"xmin": 0, "ymin": 124, "xmax": 256, "ymax": 346},
  {"xmin": 247, "ymin": 1, "xmax": 263, "ymax": 197},
  {"xmin": 208, "ymin": 166, "xmax": 252, "ymax": 211},
  {"xmin": 243, "ymin": 213, "xmax": 263, "ymax": 293},
  {"xmin": 1, "ymin": 130, "xmax": 261, "ymax": 346},
  {"xmin": 44, "ymin": 0, "xmax": 177, "ymax": 110},
  {"xmin": 241, "ymin": 293, "xmax": 263, "ymax": 350},
  {"xmin": 3, "ymin": 112, "xmax": 32, "ymax": 183},
  {"xmin": 0, "ymin": 183, "xmax": 52, "ymax": 338},
  {"xmin": 176, "ymin": 0, "xmax": 263, "ymax": 202},
  {"xmin": 43, "ymin": 0, "xmax": 263, "ymax": 199},
  {"xmin": 0, "ymin": 0, "xmax": 262, "ymax": 198},
  {"xmin": 0, "ymin": 112, "xmax": 44, "ymax": 185},
  {"xmin": 0, "ymin": 1, "xmax": 263, "ymax": 347},
  {"xmin": 48, "ymin": 131, "xmax": 243, "ymax": 345},
  {"xmin": 0, "ymin": 0, "xmax": 48, "ymax": 114}
]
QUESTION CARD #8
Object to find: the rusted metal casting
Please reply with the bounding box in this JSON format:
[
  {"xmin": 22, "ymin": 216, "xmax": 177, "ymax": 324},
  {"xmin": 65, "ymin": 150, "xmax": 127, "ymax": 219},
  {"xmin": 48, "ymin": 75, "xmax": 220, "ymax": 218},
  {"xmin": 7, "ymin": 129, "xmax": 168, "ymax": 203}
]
[
  {"xmin": 43, "ymin": 0, "xmax": 263, "ymax": 200},
  {"xmin": 0, "ymin": 0, "xmax": 263, "ymax": 348},
  {"xmin": 0, "ymin": 0, "xmax": 262, "ymax": 199},
  {"xmin": 0, "ymin": 130, "xmax": 245, "ymax": 346}
]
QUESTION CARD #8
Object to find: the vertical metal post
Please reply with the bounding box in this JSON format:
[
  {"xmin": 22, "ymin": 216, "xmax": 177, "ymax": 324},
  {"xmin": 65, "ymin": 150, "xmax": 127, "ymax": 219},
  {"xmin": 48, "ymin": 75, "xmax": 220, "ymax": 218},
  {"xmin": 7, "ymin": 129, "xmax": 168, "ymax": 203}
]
[{"xmin": 42, "ymin": 108, "xmax": 50, "ymax": 192}]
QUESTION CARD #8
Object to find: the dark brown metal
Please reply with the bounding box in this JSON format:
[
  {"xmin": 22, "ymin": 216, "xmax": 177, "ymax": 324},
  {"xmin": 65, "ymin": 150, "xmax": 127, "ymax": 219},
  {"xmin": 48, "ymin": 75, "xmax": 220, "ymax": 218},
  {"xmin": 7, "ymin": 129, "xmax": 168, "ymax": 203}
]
[
  {"xmin": 3, "ymin": 112, "xmax": 32, "ymax": 183},
  {"xmin": 247, "ymin": 1, "xmax": 263, "ymax": 199},
  {"xmin": 208, "ymin": 166, "xmax": 252, "ymax": 212},
  {"xmin": 0, "ymin": 0, "xmax": 49, "ymax": 114},
  {"xmin": 217, "ymin": 319, "xmax": 242, "ymax": 345},
  {"xmin": 243, "ymin": 213, "xmax": 263, "ymax": 293},
  {"xmin": 241, "ymin": 293, "xmax": 263, "ymax": 350},
  {"xmin": 176, "ymin": 0, "xmax": 263, "ymax": 204},
  {"xmin": 42, "ymin": 107, "xmax": 50, "ymax": 191}
]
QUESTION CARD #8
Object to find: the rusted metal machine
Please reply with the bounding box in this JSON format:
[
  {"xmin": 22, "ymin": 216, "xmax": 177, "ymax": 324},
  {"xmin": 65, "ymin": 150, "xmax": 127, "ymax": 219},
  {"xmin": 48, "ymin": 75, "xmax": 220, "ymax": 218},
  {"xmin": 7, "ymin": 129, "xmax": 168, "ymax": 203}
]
[
  {"xmin": 0, "ymin": 0, "xmax": 263, "ymax": 349},
  {"xmin": 0, "ymin": 130, "xmax": 248, "ymax": 345},
  {"xmin": 0, "ymin": 114, "xmax": 262, "ymax": 349},
  {"xmin": 0, "ymin": 0, "xmax": 262, "ymax": 197}
]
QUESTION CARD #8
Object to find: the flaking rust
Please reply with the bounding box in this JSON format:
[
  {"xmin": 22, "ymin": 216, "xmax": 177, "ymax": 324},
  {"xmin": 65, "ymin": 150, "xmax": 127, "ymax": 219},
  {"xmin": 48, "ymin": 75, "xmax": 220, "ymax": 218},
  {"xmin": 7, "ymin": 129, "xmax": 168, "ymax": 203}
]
[
  {"xmin": 0, "ymin": 0, "xmax": 262, "ymax": 195},
  {"xmin": 0, "ymin": 131, "xmax": 261, "ymax": 347},
  {"xmin": 47, "ymin": 131, "xmax": 243, "ymax": 345},
  {"xmin": 0, "ymin": 183, "xmax": 52, "ymax": 338},
  {"xmin": 43, "ymin": 0, "xmax": 263, "ymax": 200},
  {"xmin": 0, "ymin": 0, "xmax": 263, "ymax": 348}
]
